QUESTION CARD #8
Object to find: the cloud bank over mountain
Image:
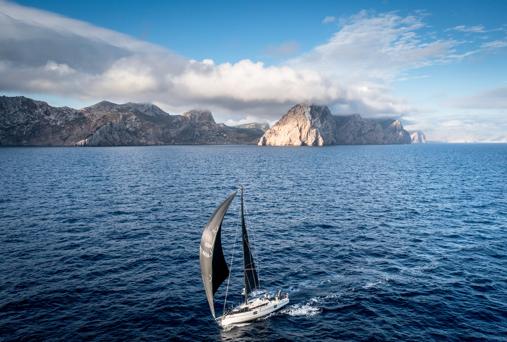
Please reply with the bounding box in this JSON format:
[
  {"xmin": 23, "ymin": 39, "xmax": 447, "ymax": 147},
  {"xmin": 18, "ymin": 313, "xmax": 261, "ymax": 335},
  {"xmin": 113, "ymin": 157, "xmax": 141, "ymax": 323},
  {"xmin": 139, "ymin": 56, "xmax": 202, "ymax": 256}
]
[{"xmin": 0, "ymin": 1, "xmax": 506, "ymax": 141}]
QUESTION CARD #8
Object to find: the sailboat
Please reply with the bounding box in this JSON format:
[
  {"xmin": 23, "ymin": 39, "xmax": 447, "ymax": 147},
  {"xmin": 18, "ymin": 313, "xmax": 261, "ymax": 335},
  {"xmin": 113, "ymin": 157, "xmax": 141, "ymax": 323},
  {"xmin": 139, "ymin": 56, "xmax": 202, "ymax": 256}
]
[{"xmin": 199, "ymin": 187, "xmax": 289, "ymax": 327}]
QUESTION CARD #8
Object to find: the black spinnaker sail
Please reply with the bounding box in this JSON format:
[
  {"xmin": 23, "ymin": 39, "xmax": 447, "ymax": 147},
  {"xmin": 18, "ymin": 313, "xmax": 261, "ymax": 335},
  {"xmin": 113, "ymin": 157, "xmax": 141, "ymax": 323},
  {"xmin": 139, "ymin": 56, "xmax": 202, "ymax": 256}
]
[
  {"xmin": 241, "ymin": 187, "xmax": 259, "ymax": 302},
  {"xmin": 199, "ymin": 191, "xmax": 237, "ymax": 318}
]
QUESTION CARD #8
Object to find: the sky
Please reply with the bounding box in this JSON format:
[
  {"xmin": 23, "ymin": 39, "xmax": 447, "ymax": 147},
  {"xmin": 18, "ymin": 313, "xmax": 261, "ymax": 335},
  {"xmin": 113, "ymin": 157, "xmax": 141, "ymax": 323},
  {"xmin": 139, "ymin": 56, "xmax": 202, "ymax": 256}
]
[{"xmin": 1, "ymin": 0, "xmax": 506, "ymax": 142}]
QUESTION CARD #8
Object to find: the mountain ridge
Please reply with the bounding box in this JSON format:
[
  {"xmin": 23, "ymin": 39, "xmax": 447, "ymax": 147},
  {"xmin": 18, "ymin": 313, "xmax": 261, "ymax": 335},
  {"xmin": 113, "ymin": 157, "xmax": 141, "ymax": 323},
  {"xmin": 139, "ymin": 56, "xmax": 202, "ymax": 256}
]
[
  {"xmin": 0, "ymin": 96, "xmax": 424, "ymax": 146},
  {"xmin": 258, "ymin": 104, "xmax": 414, "ymax": 146},
  {"xmin": 0, "ymin": 96, "xmax": 263, "ymax": 146}
]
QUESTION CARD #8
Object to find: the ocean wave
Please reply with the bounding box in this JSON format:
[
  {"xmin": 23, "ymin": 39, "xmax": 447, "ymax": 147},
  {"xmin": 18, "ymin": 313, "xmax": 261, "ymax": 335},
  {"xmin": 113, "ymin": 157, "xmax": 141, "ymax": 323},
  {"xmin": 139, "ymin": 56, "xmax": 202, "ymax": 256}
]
[
  {"xmin": 221, "ymin": 322, "xmax": 251, "ymax": 332},
  {"xmin": 362, "ymin": 275, "xmax": 391, "ymax": 290},
  {"xmin": 2, "ymin": 145, "xmax": 506, "ymax": 341},
  {"xmin": 282, "ymin": 300, "xmax": 322, "ymax": 317}
]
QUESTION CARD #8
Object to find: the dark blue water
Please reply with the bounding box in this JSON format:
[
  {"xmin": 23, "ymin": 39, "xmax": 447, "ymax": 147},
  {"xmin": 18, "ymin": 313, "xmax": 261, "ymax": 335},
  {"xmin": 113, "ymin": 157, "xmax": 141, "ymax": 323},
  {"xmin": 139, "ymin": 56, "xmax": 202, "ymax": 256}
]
[{"xmin": 1, "ymin": 145, "xmax": 506, "ymax": 341}]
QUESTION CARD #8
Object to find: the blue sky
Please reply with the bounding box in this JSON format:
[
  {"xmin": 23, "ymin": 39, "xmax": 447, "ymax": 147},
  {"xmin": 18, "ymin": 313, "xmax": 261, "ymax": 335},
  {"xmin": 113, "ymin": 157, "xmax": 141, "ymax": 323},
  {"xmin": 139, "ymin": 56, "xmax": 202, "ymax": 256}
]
[
  {"xmin": 1, "ymin": 0, "xmax": 507, "ymax": 141},
  {"xmin": 14, "ymin": 0, "xmax": 507, "ymax": 63}
]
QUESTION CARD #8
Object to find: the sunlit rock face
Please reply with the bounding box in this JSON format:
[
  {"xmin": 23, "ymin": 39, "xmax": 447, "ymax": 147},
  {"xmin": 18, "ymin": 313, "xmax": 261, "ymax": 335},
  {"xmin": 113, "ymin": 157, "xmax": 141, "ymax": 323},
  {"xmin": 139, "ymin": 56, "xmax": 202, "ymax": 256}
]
[
  {"xmin": 410, "ymin": 130, "xmax": 427, "ymax": 144},
  {"xmin": 258, "ymin": 103, "xmax": 413, "ymax": 146},
  {"xmin": 0, "ymin": 96, "xmax": 264, "ymax": 146},
  {"xmin": 258, "ymin": 104, "xmax": 336, "ymax": 146}
]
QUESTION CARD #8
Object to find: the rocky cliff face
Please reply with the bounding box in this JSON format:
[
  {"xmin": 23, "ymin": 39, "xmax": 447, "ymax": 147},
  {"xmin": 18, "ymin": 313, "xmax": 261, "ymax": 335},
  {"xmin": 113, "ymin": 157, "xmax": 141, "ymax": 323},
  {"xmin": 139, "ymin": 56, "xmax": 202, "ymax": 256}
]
[
  {"xmin": 0, "ymin": 96, "xmax": 264, "ymax": 146},
  {"xmin": 258, "ymin": 104, "xmax": 414, "ymax": 146},
  {"xmin": 0, "ymin": 97, "xmax": 424, "ymax": 147},
  {"xmin": 258, "ymin": 104, "xmax": 336, "ymax": 146},
  {"xmin": 410, "ymin": 130, "xmax": 427, "ymax": 143},
  {"xmin": 0, "ymin": 96, "xmax": 91, "ymax": 146}
]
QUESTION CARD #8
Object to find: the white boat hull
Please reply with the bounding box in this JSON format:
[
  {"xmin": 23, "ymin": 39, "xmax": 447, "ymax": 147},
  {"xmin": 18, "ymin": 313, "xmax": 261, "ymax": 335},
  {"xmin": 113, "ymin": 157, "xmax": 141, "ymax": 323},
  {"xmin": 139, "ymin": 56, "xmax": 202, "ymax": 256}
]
[{"xmin": 219, "ymin": 294, "xmax": 289, "ymax": 327}]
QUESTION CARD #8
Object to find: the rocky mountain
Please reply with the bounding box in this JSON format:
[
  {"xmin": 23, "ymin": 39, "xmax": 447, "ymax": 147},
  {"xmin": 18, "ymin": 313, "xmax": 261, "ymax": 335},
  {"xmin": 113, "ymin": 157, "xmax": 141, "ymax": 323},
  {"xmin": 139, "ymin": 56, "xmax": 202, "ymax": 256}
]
[
  {"xmin": 235, "ymin": 122, "xmax": 270, "ymax": 131},
  {"xmin": 0, "ymin": 96, "xmax": 264, "ymax": 146},
  {"xmin": 410, "ymin": 130, "xmax": 427, "ymax": 144},
  {"xmin": 0, "ymin": 97, "xmax": 425, "ymax": 147},
  {"xmin": 258, "ymin": 104, "xmax": 414, "ymax": 146}
]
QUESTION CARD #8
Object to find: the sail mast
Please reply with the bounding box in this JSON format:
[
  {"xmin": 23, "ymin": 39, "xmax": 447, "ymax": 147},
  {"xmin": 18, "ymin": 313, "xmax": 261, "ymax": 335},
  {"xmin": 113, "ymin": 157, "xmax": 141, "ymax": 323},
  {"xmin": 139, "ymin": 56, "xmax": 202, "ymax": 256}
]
[{"xmin": 241, "ymin": 186, "xmax": 259, "ymax": 303}]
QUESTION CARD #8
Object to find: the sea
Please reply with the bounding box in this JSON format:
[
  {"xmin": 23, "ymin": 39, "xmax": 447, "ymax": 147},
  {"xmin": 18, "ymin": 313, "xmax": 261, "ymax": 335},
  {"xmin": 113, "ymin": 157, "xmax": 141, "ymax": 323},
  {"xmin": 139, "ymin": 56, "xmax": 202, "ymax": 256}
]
[{"xmin": 0, "ymin": 144, "xmax": 506, "ymax": 341}]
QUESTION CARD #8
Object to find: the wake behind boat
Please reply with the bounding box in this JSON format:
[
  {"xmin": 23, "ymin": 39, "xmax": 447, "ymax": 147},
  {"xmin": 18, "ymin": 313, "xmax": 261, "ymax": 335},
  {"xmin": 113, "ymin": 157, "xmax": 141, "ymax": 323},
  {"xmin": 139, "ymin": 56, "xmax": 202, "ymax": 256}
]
[{"xmin": 199, "ymin": 187, "xmax": 289, "ymax": 327}]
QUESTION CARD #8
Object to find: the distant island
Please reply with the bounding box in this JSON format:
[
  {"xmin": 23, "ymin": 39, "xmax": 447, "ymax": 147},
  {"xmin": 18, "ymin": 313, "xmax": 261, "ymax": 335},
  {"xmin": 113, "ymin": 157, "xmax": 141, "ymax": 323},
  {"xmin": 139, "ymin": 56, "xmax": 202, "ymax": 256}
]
[
  {"xmin": 0, "ymin": 96, "xmax": 425, "ymax": 146},
  {"xmin": 258, "ymin": 104, "xmax": 425, "ymax": 146}
]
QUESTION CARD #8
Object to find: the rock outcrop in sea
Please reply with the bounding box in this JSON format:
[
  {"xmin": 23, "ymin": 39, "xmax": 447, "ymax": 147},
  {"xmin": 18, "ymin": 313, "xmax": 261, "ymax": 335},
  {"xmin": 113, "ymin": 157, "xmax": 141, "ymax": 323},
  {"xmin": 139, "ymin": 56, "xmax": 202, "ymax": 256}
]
[
  {"xmin": 0, "ymin": 96, "xmax": 264, "ymax": 146},
  {"xmin": 410, "ymin": 130, "xmax": 427, "ymax": 144},
  {"xmin": 258, "ymin": 104, "xmax": 414, "ymax": 146}
]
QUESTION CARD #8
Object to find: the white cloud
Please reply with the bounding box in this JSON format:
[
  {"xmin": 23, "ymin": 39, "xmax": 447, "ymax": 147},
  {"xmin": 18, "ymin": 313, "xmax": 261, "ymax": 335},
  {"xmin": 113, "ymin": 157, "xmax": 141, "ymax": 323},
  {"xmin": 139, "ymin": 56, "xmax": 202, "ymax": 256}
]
[
  {"xmin": 322, "ymin": 16, "xmax": 336, "ymax": 24},
  {"xmin": 402, "ymin": 109, "xmax": 507, "ymax": 143},
  {"xmin": 405, "ymin": 86, "xmax": 507, "ymax": 142},
  {"xmin": 450, "ymin": 87, "xmax": 507, "ymax": 109},
  {"xmin": 427, "ymin": 115, "xmax": 507, "ymax": 143},
  {"xmin": 2, "ymin": 2, "xmax": 431, "ymax": 120},
  {"xmin": 290, "ymin": 11, "xmax": 457, "ymax": 83},
  {"xmin": 0, "ymin": 1, "xmax": 504, "ymax": 141},
  {"xmin": 173, "ymin": 60, "xmax": 326, "ymax": 103},
  {"xmin": 44, "ymin": 61, "xmax": 75, "ymax": 75},
  {"xmin": 452, "ymin": 25, "xmax": 486, "ymax": 33},
  {"xmin": 224, "ymin": 115, "xmax": 271, "ymax": 127},
  {"xmin": 481, "ymin": 40, "xmax": 507, "ymax": 49}
]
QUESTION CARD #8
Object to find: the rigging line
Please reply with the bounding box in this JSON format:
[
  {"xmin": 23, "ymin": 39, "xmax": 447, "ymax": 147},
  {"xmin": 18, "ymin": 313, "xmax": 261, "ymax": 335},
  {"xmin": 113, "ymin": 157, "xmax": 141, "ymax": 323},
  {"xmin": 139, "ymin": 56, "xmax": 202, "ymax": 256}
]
[
  {"xmin": 223, "ymin": 210, "xmax": 240, "ymax": 314},
  {"xmin": 243, "ymin": 190, "xmax": 261, "ymax": 288}
]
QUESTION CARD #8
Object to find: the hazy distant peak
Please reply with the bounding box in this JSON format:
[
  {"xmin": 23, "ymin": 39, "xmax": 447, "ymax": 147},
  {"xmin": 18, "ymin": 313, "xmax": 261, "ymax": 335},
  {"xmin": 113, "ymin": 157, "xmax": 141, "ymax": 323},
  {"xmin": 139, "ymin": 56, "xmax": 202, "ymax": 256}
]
[{"xmin": 235, "ymin": 122, "xmax": 270, "ymax": 131}]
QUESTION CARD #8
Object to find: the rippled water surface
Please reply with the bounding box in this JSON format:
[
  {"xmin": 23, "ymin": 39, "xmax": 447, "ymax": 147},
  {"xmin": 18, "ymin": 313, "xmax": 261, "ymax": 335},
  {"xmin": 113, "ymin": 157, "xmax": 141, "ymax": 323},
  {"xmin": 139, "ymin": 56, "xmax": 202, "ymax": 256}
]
[{"xmin": 1, "ymin": 145, "xmax": 506, "ymax": 341}]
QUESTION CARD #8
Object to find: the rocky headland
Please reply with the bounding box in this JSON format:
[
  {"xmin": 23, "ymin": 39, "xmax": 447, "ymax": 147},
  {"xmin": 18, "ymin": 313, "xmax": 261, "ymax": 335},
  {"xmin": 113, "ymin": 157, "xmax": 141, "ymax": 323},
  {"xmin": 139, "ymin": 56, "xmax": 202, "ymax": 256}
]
[
  {"xmin": 0, "ymin": 96, "xmax": 424, "ymax": 146},
  {"xmin": 409, "ymin": 130, "xmax": 427, "ymax": 144},
  {"xmin": 0, "ymin": 96, "xmax": 263, "ymax": 146},
  {"xmin": 258, "ymin": 104, "xmax": 414, "ymax": 146}
]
